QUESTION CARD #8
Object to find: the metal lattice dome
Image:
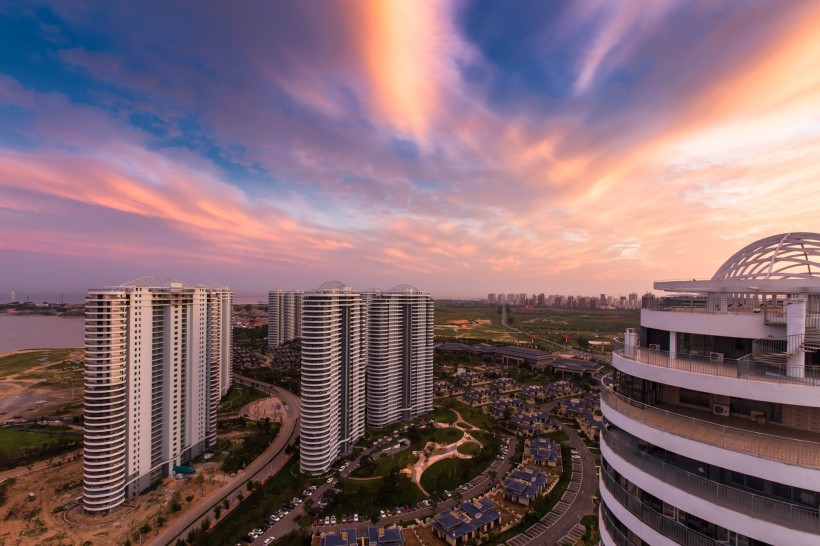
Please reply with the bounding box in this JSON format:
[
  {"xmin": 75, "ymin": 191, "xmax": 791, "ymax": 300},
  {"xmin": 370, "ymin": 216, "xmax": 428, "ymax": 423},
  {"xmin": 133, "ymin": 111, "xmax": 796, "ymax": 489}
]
[
  {"xmin": 712, "ymin": 232, "xmax": 820, "ymax": 281},
  {"xmin": 316, "ymin": 280, "xmax": 350, "ymax": 290},
  {"xmin": 389, "ymin": 284, "xmax": 419, "ymax": 292},
  {"xmin": 120, "ymin": 276, "xmax": 192, "ymax": 288}
]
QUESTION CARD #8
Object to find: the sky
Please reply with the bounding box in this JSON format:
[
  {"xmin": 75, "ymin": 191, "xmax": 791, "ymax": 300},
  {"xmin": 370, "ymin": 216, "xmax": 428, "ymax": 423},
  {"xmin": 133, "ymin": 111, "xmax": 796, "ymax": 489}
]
[{"xmin": 1, "ymin": 1, "xmax": 820, "ymax": 302}]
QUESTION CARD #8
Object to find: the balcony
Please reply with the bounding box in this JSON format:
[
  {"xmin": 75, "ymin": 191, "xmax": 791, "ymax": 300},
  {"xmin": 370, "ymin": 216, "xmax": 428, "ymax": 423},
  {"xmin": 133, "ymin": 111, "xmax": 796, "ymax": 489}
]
[
  {"xmin": 614, "ymin": 341, "xmax": 820, "ymax": 386},
  {"xmin": 601, "ymin": 386, "xmax": 820, "ymax": 469},
  {"xmin": 602, "ymin": 427, "xmax": 820, "ymax": 534},
  {"xmin": 602, "ymin": 466, "xmax": 726, "ymax": 546}
]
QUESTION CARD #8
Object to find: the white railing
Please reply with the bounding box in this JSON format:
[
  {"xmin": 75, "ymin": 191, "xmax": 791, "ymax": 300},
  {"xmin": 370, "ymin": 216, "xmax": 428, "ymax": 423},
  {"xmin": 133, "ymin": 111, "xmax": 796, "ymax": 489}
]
[
  {"xmin": 601, "ymin": 385, "xmax": 820, "ymax": 469},
  {"xmin": 614, "ymin": 341, "xmax": 820, "ymax": 385},
  {"xmin": 602, "ymin": 427, "xmax": 820, "ymax": 533}
]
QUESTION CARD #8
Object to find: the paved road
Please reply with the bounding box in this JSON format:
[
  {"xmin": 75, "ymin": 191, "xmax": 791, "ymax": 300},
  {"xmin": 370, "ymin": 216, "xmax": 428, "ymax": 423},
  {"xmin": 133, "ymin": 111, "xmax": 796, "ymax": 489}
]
[
  {"xmin": 502, "ymin": 402, "xmax": 599, "ymax": 546},
  {"xmin": 147, "ymin": 375, "xmax": 300, "ymax": 546}
]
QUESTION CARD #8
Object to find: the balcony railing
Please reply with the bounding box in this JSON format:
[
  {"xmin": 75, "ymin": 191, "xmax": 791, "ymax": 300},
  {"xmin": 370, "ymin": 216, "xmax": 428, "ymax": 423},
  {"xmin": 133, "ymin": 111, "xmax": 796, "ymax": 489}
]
[
  {"xmin": 602, "ymin": 466, "xmax": 725, "ymax": 546},
  {"xmin": 601, "ymin": 386, "xmax": 820, "ymax": 469},
  {"xmin": 601, "ymin": 504, "xmax": 640, "ymax": 546},
  {"xmin": 614, "ymin": 341, "xmax": 820, "ymax": 386},
  {"xmin": 602, "ymin": 427, "xmax": 820, "ymax": 533}
]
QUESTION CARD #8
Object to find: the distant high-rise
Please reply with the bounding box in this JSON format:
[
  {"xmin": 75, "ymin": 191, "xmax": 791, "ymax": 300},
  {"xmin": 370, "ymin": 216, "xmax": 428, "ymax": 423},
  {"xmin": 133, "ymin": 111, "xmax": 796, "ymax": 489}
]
[
  {"xmin": 487, "ymin": 293, "xmax": 497, "ymax": 304},
  {"xmin": 9, "ymin": 291, "xmax": 16, "ymax": 304},
  {"xmin": 267, "ymin": 290, "xmax": 302, "ymax": 349},
  {"xmin": 83, "ymin": 277, "xmax": 232, "ymax": 513},
  {"xmin": 367, "ymin": 285, "xmax": 434, "ymax": 428},
  {"xmin": 300, "ymin": 282, "xmax": 366, "ymax": 475}
]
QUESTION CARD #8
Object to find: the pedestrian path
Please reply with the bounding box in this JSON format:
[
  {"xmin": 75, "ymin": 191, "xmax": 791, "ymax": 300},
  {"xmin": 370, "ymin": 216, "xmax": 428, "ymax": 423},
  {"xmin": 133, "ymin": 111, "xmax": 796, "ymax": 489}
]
[{"xmin": 503, "ymin": 437, "xmax": 591, "ymax": 546}]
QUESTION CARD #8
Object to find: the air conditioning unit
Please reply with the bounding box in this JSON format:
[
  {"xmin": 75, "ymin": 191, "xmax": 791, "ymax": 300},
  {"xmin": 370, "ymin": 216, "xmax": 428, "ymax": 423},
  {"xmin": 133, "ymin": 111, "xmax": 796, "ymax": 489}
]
[
  {"xmin": 713, "ymin": 404, "xmax": 730, "ymax": 416},
  {"xmin": 648, "ymin": 344, "xmax": 661, "ymax": 351},
  {"xmin": 709, "ymin": 352, "xmax": 725, "ymax": 362}
]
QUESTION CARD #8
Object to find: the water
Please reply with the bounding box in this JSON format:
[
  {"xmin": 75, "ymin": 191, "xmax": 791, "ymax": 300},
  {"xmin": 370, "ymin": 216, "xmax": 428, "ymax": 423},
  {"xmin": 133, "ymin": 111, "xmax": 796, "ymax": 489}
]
[{"xmin": 0, "ymin": 315, "xmax": 85, "ymax": 353}]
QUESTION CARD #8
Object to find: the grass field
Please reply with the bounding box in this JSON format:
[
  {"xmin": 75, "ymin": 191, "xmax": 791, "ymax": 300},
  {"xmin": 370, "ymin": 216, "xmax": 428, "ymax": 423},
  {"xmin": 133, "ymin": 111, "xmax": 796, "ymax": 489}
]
[
  {"xmin": 436, "ymin": 399, "xmax": 498, "ymax": 431},
  {"xmin": 428, "ymin": 407, "xmax": 457, "ymax": 424},
  {"xmin": 434, "ymin": 304, "xmax": 527, "ymax": 342},
  {"xmin": 456, "ymin": 442, "xmax": 480, "ymax": 455},
  {"xmin": 218, "ymin": 384, "xmax": 269, "ymax": 413},
  {"xmin": 326, "ymin": 475, "xmax": 426, "ymax": 518},
  {"xmin": 0, "ymin": 349, "xmax": 74, "ymax": 378},
  {"xmin": 0, "ymin": 427, "xmax": 81, "ymax": 468},
  {"xmin": 351, "ymin": 427, "xmax": 464, "ymax": 479}
]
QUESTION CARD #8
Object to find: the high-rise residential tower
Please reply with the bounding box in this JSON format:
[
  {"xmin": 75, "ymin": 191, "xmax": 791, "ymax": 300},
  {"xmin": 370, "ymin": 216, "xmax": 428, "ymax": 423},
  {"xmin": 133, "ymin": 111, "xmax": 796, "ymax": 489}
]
[
  {"xmin": 267, "ymin": 289, "xmax": 302, "ymax": 349},
  {"xmin": 300, "ymin": 281, "xmax": 366, "ymax": 475},
  {"xmin": 601, "ymin": 233, "xmax": 820, "ymax": 546},
  {"xmin": 83, "ymin": 277, "xmax": 232, "ymax": 513},
  {"xmin": 366, "ymin": 285, "xmax": 434, "ymax": 428}
]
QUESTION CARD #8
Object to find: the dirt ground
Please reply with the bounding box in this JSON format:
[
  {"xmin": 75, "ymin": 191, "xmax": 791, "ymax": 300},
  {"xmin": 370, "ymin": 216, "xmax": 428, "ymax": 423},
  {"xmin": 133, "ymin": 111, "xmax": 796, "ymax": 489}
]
[
  {"xmin": 0, "ymin": 456, "xmax": 226, "ymax": 546},
  {"xmin": 243, "ymin": 396, "xmax": 287, "ymax": 423},
  {"xmin": 0, "ymin": 350, "xmax": 84, "ymax": 420}
]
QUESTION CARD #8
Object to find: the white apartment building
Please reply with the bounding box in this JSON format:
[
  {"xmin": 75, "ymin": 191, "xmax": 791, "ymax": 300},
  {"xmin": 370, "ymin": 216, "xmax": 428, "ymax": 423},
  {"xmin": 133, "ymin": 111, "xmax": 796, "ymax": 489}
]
[
  {"xmin": 268, "ymin": 289, "xmax": 302, "ymax": 349},
  {"xmin": 83, "ymin": 277, "xmax": 232, "ymax": 513},
  {"xmin": 300, "ymin": 281, "xmax": 367, "ymax": 475},
  {"xmin": 601, "ymin": 233, "xmax": 820, "ymax": 546},
  {"xmin": 366, "ymin": 285, "xmax": 434, "ymax": 428}
]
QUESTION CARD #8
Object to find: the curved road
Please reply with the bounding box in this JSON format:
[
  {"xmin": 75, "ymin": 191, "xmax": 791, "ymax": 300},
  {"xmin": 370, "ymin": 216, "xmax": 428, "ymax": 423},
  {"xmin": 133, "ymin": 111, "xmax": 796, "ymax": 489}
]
[{"xmin": 148, "ymin": 375, "xmax": 300, "ymax": 546}]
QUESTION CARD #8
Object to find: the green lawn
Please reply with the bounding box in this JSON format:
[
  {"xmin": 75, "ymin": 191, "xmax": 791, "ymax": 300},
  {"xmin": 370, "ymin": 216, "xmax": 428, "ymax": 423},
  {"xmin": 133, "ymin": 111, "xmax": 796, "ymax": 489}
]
[
  {"xmin": 428, "ymin": 406, "xmax": 457, "ymax": 424},
  {"xmin": 351, "ymin": 427, "xmax": 464, "ymax": 479},
  {"xmin": 324, "ymin": 475, "xmax": 426, "ymax": 518},
  {"xmin": 0, "ymin": 349, "xmax": 74, "ymax": 378},
  {"xmin": 457, "ymin": 442, "xmax": 480, "ymax": 455},
  {"xmin": 436, "ymin": 399, "xmax": 497, "ymax": 431},
  {"xmin": 0, "ymin": 427, "xmax": 81, "ymax": 469},
  {"xmin": 218, "ymin": 384, "xmax": 269, "ymax": 413}
]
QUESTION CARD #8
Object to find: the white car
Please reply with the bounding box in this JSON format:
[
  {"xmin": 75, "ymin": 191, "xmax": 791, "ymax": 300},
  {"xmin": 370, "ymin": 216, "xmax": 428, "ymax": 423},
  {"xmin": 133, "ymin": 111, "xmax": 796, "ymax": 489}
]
[
  {"xmin": 263, "ymin": 538, "xmax": 274, "ymax": 545},
  {"xmin": 353, "ymin": 513, "xmax": 359, "ymax": 522},
  {"xmin": 327, "ymin": 477, "xmax": 334, "ymax": 483},
  {"xmin": 330, "ymin": 515, "xmax": 337, "ymax": 525},
  {"xmin": 324, "ymin": 516, "xmax": 330, "ymax": 525}
]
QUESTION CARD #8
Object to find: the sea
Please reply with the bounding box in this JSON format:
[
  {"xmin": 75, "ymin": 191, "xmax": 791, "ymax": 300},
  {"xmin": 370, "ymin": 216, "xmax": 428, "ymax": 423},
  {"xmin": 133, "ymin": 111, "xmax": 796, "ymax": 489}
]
[{"xmin": 0, "ymin": 315, "xmax": 85, "ymax": 353}]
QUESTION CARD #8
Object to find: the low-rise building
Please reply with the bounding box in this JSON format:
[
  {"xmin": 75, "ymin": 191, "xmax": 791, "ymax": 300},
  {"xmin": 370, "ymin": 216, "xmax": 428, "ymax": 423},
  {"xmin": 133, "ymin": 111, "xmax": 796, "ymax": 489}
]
[
  {"xmin": 319, "ymin": 528, "xmax": 359, "ymax": 546},
  {"xmin": 502, "ymin": 466, "xmax": 550, "ymax": 506},
  {"xmin": 524, "ymin": 437, "xmax": 560, "ymax": 467},
  {"xmin": 431, "ymin": 498, "xmax": 501, "ymax": 546},
  {"xmin": 367, "ymin": 526, "xmax": 404, "ymax": 545}
]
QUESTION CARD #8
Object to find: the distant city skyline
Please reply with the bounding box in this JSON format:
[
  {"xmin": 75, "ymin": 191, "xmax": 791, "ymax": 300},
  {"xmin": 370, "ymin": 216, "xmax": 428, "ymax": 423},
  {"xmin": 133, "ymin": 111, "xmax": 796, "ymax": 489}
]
[{"xmin": 2, "ymin": 3, "xmax": 820, "ymax": 298}]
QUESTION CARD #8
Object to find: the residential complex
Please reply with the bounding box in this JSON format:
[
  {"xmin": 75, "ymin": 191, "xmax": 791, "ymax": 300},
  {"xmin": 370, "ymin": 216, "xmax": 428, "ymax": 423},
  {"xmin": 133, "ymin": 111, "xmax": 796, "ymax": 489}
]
[
  {"xmin": 299, "ymin": 282, "xmax": 434, "ymax": 474},
  {"xmin": 83, "ymin": 277, "xmax": 232, "ymax": 513},
  {"xmin": 366, "ymin": 285, "xmax": 434, "ymax": 428},
  {"xmin": 601, "ymin": 233, "xmax": 820, "ymax": 546},
  {"xmin": 268, "ymin": 289, "xmax": 302, "ymax": 349},
  {"xmin": 300, "ymin": 281, "xmax": 367, "ymax": 475}
]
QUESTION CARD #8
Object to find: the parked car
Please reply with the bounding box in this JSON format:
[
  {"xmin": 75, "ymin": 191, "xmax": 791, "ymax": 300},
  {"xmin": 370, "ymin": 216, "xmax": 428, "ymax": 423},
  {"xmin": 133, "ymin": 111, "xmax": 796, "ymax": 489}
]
[
  {"xmin": 331, "ymin": 515, "xmax": 337, "ymax": 525},
  {"xmin": 324, "ymin": 516, "xmax": 330, "ymax": 525},
  {"xmin": 263, "ymin": 538, "xmax": 274, "ymax": 545},
  {"xmin": 353, "ymin": 513, "xmax": 359, "ymax": 522}
]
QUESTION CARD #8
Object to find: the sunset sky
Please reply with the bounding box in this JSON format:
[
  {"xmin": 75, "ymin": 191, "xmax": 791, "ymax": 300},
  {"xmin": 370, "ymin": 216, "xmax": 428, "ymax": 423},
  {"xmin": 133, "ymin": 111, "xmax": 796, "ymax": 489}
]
[{"xmin": 2, "ymin": 1, "xmax": 820, "ymax": 302}]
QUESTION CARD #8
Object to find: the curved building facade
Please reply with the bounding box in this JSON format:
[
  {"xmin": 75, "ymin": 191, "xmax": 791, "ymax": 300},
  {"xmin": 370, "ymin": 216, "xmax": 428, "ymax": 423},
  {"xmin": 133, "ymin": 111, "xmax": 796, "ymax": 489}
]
[
  {"xmin": 300, "ymin": 282, "xmax": 366, "ymax": 474},
  {"xmin": 367, "ymin": 285, "xmax": 434, "ymax": 428},
  {"xmin": 601, "ymin": 233, "xmax": 820, "ymax": 546},
  {"xmin": 83, "ymin": 277, "xmax": 232, "ymax": 513}
]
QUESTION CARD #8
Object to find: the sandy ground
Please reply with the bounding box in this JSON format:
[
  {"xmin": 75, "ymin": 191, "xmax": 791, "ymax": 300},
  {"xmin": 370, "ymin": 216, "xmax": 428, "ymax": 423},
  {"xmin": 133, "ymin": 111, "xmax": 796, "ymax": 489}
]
[
  {"xmin": 0, "ymin": 455, "xmax": 226, "ymax": 546},
  {"xmin": 0, "ymin": 350, "xmax": 84, "ymax": 419},
  {"xmin": 244, "ymin": 396, "xmax": 287, "ymax": 423}
]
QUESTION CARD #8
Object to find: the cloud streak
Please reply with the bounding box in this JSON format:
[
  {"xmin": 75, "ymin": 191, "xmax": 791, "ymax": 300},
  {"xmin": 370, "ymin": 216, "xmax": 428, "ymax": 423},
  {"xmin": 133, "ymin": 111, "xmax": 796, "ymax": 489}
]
[{"xmin": 1, "ymin": 1, "xmax": 820, "ymax": 298}]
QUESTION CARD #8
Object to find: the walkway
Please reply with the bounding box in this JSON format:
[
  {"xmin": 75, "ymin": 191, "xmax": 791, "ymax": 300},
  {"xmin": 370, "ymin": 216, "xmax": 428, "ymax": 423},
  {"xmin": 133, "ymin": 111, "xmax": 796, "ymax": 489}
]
[{"xmin": 504, "ymin": 422, "xmax": 597, "ymax": 546}]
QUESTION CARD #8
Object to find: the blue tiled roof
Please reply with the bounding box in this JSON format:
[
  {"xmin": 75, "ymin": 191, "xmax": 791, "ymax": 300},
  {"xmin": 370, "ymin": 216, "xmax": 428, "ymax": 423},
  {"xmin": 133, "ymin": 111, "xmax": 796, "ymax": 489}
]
[
  {"xmin": 320, "ymin": 528, "xmax": 358, "ymax": 546},
  {"xmin": 368, "ymin": 526, "xmax": 404, "ymax": 545}
]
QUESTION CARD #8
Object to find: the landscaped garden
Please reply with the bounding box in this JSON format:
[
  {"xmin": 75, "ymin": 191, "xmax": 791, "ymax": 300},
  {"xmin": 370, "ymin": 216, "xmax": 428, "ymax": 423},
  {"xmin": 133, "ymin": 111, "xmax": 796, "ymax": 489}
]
[{"xmin": 351, "ymin": 426, "xmax": 464, "ymax": 479}]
